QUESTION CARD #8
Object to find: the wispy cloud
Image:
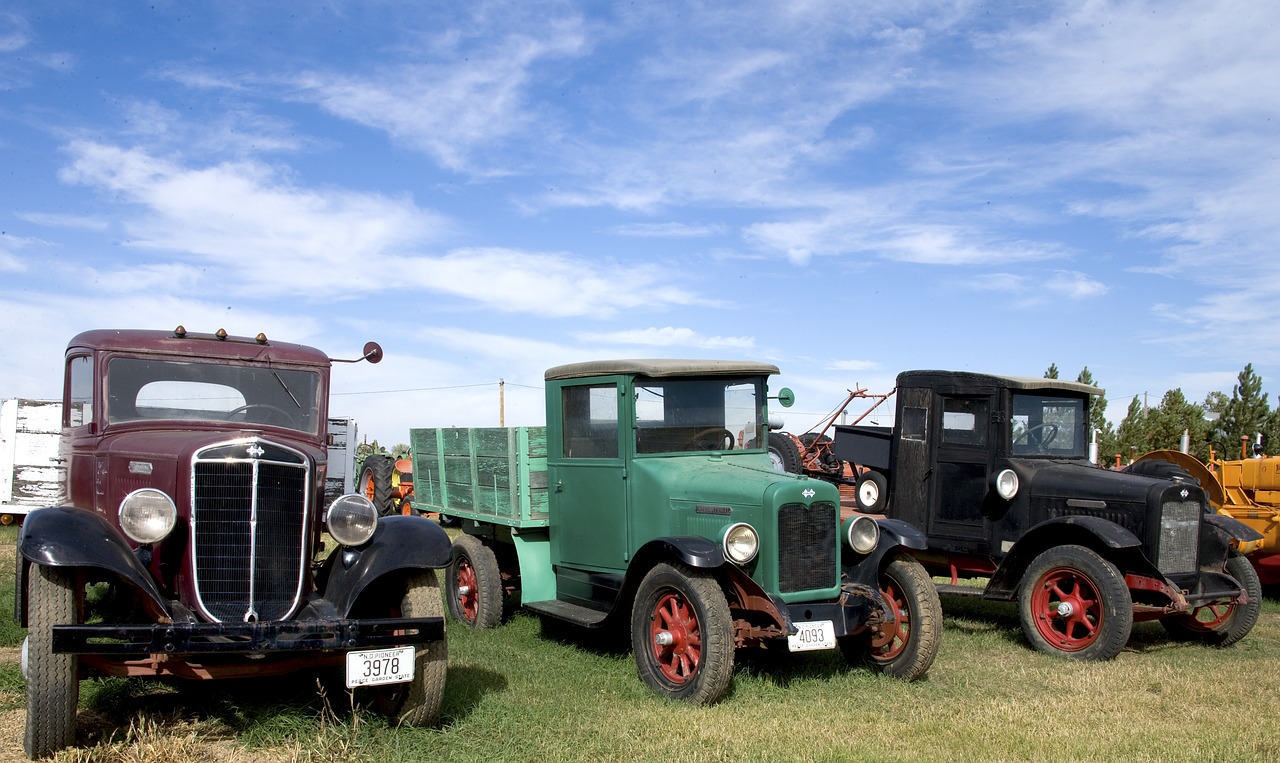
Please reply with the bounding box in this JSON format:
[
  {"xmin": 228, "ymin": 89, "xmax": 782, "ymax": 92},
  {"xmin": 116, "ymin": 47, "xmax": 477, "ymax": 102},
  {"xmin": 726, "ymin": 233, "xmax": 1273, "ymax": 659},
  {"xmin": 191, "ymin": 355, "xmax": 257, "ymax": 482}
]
[{"xmin": 573, "ymin": 326, "xmax": 755, "ymax": 351}]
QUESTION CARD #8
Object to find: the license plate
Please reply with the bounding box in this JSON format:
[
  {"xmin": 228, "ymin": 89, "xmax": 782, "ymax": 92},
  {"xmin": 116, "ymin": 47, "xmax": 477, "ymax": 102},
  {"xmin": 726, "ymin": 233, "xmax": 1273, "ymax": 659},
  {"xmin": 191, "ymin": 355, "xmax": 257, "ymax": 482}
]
[
  {"xmin": 788, "ymin": 620, "xmax": 836, "ymax": 652},
  {"xmin": 345, "ymin": 646, "xmax": 416, "ymax": 688}
]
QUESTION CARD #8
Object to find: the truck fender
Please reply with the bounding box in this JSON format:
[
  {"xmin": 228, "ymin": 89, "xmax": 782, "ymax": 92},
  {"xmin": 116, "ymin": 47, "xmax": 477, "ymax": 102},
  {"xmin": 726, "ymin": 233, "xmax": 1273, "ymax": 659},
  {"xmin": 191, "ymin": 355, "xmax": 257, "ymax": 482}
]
[
  {"xmin": 626, "ymin": 536, "xmax": 790, "ymax": 633},
  {"xmin": 634, "ymin": 536, "xmax": 724, "ymax": 569},
  {"xmin": 15, "ymin": 506, "xmax": 172, "ymax": 625},
  {"xmin": 873, "ymin": 517, "xmax": 928, "ymax": 550},
  {"xmin": 1202, "ymin": 512, "xmax": 1264, "ymax": 543},
  {"xmin": 985, "ymin": 515, "xmax": 1146, "ymax": 600},
  {"xmin": 319, "ymin": 515, "xmax": 453, "ymax": 617}
]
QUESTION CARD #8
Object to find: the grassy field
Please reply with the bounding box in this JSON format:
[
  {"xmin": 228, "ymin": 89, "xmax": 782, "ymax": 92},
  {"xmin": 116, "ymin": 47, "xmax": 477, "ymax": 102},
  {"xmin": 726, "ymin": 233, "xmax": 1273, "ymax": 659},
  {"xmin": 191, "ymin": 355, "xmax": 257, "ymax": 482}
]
[{"xmin": 0, "ymin": 526, "xmax": 1277, "ymax": 762}]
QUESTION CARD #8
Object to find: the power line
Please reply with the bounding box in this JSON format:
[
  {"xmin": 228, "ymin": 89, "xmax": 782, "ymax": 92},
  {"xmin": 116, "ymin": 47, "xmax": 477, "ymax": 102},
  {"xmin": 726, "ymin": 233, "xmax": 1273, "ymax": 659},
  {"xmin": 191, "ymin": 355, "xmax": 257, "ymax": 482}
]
[{"xmin": 332, "ymin": 381, "xmax": 542, "ymax": 397}]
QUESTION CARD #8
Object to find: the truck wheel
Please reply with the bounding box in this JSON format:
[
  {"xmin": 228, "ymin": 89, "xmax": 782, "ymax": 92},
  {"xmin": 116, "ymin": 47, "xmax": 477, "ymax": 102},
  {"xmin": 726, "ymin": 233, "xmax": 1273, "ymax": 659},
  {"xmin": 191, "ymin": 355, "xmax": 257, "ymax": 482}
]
[
  {"xmin": 839, "ymin": 553, "xmax": 940, "ymax": 680},
  {"xmin": 358, "ymin": 570, "xmax": 447, "ymax": 726},
  {"xmin": 631, "ymin": 562, "xmax": 734, "ymax": 705},
  {"xmin": 1018, "ymin": 545, "xmax": 1132, "ymax": 661},
  {"xmin": 359, "ymin": 455, "xmax": 395, "ymax": 516},
  {"xmin": 1161, "ymin": 554, "xmax": 1262, "ymax": 647},
  {"xmin": 446, "ymin": 534, "xmax": 503, "ymax": 629},
  {"xmin": 24, "ymin": 564, "xmax": 80, "ymax": 759},
  {"xmin": 768, "ymin": 432, "xmax": 802, "ymax": 474},
  {"xmin": 854, "ymin": 471, "xmax": 888, "ymax": 513}
]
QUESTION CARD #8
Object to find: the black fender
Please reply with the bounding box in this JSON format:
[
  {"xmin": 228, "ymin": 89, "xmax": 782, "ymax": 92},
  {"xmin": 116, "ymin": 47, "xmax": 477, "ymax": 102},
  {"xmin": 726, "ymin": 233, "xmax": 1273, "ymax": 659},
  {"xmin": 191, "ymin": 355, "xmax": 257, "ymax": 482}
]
[
  {"xmin": 841, "ymin": 515, "xmax": 929, "ymax": 588},
  {"xmin": 15, "ymin": 507, "xmax": 172, "ymax": 626},
  {"xmin": 318, "ymin": 515, "xmax": 453, "ymax": 617},
  {"xmin": 873, "ymin": 516, "xmax": 928, "ymax": 550},
  {"xmin": 1203, "ymin": 512, "xmax": 1264, "ymax": 543},
  {"xmin": 623, "ymin": 536, "xmax": 791, "ymax": 633},
  {"xmin": 985, "ymin": 515, "xmax": 1149, "ymax": 600}
]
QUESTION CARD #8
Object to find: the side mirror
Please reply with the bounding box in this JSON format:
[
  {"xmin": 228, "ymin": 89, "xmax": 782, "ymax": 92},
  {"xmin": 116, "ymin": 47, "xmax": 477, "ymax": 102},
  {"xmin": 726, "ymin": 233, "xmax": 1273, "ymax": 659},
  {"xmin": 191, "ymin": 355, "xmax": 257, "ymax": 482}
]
[
  {"xmin": 333, "ymin": 341, "xmax": 384, "ymax": 364},
  {"xmin": 774, "ymin": 387, "xmax": 795, "ymax": 408}
]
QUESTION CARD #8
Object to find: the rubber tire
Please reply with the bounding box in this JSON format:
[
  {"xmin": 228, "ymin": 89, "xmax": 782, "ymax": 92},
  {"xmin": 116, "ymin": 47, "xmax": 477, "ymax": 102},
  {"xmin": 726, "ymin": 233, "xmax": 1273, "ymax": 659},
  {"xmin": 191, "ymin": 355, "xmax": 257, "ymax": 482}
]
[
  {"xmin": 1161, "ymin": 554, "xmax": 1262, "ymax": 647},
  {"xmin": 25, "ymin": 564, "xmax": 80, "ymax": 759},
  {"xmin": 1122, "ymin": 459, "xmax": 1197, "ymax": 485},
  {"xmin": 855, "ymin": 471, "xmax": 888, "ymax": 514},
  {"xmin": 631, "ymin": 562, "xmax": 734, "ymax": 705},
  {"xmin": 353, "ymin": 570, "xmax": 447, "ymax": 726},
  {"xmin": 360, "ymin": 455, "xmax": 396, "ymax": 516},
  {"xmin": 1018, "ymin": 545, "xmax": 1132, "ymax": 661},
  {"xmin": 446, "ymin": 534, "xmax": 504, "ymax": 629},
  {"xmin": 768, "ymin": 432, "xmax": 803, "ymax": 474},
  {"xmin": 838, "ymin": 553, "xmax": 941, "ymax": 680}
]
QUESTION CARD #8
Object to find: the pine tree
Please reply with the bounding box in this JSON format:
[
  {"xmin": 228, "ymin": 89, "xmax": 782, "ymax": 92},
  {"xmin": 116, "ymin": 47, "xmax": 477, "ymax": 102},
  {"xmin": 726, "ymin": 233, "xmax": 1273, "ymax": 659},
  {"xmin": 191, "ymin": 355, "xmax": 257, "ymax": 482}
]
[
  {"xmin": 1215, "ymin": 364, "xmax": 1271, "ymax": 459},
  {"xmin": 1077, "ymin": 367, "xmax": 1115, "ymax": 464},
  {"xmin": 1115, "ymin": 396, "xmax": 1148, "ymax": 465},
  {"xmin": 1044, "ymin": 363, "xmax": 1059, "ymax": 379}
]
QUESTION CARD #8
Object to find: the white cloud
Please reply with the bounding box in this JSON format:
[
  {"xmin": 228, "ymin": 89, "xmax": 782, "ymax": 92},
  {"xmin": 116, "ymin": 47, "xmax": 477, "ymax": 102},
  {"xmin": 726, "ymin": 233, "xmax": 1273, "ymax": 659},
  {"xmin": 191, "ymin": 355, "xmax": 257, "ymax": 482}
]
[
  {"xmin": 827, "ymin": 359, "xmax": 880, "ymax": 372},
  {"xmin": 1044, "ymin": 270, "xmax": 1107, "ymax": 300},
  {"xmin": 610, "ymin": 222, "xmax": 725, "ymax": 238},
  {"xmin": 573, "ymin": 326, "xmax": 755, "ymax": 351}
]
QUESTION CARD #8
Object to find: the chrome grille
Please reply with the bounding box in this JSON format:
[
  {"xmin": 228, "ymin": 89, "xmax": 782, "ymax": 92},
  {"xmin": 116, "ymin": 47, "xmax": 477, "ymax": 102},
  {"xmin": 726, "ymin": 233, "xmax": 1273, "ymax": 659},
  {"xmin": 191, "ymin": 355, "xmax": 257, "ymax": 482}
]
[
  {"xmin": 1156, "ymin": 500, "xmax": 1200, "ymax": 575},
  {"xmin": 191, "ymin": 440, "xmax": 309, "ymax": 622},
  {"xmin": 777, "ymin": 501, "xmax": 837, "ymax": 593}
]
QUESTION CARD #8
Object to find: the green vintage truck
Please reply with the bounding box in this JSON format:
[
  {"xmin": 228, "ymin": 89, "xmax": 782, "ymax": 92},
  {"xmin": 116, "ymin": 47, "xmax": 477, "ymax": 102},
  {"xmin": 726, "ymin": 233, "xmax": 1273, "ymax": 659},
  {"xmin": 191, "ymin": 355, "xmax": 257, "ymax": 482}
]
[{"xmin": 411, "ymin": 359, "xmax": 941, "ymax": 704}]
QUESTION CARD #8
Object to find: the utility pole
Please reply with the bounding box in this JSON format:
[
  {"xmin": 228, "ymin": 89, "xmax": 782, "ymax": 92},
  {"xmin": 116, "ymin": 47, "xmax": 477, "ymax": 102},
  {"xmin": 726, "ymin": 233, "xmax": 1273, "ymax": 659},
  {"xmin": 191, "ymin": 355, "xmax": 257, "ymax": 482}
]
[{"xmin": 499, "ymin": 378, "xmax": 505, "ymax": 426}]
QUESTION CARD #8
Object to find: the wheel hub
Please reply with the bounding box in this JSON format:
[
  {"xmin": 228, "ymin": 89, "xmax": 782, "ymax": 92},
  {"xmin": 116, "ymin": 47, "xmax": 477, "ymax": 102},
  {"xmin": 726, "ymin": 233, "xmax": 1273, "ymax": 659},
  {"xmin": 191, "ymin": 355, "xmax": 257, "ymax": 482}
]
[{"xmin": 1056, "ymin": 601, "xmax": 1074, "ymax": 618}]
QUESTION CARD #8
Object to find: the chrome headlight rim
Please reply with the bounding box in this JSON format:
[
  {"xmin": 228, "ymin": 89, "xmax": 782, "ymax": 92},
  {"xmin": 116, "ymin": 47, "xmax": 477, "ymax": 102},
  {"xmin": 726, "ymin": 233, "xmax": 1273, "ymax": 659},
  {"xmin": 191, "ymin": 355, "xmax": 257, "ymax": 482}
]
[
  {"xmin": 995, "ymin": 468, "xmax": 1020, "ymax": 501},
  {"xmin": 326, "ymin": 493, "xmax": 379, "ymax": 547},
  {"xmin": 845, "ymin": 515, "xmax": 880, "ymax": 555},
  {"xmin": 118, "ymin": 487, "xmax": 177, "ymax": 544},
  {"xmin": 722, "ymin": 522, "xmax": 759, "ymax": 564}
]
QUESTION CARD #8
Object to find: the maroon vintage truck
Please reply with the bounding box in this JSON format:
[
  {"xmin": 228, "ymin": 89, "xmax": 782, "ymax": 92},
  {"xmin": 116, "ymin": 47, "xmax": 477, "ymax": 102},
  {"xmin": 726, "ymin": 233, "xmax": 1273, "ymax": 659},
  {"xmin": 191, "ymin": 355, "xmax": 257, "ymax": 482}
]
[{"xmin": 15, "ymin": 327, "xmax": 452, "ymax": 759}]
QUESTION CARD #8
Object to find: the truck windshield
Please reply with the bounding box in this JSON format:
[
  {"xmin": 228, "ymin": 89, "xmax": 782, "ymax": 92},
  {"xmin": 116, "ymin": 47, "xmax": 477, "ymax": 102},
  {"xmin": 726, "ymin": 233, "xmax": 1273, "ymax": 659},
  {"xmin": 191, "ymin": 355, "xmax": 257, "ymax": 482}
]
[
  {"xmin": 1010, "ymin": 392, "xmax": 1088, "ymax": 458},
  {"xmin": 634, "ymin": 376, "xmax": 765, "ymax": 454},
  {"xmin": 104, "ymin": 356, "xmax": 323, "ymax": 435}
]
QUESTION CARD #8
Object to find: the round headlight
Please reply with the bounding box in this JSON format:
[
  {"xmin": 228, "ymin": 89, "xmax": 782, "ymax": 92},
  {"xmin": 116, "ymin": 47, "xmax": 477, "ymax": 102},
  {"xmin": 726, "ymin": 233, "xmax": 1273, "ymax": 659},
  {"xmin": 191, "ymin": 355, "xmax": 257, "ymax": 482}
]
[
  {"xmin": 995, "ymin": 468, "xmax": 1020, "ymax": 500},
  {"xmin": 722, "ymin": 523, "xmax": 759, "ymax": 564},
  {"xmin": 845, "ymin": 515, "xmax": 880, "ymax": 555},
  {"xmin": 327, "ymin": 494, "xmax": 378, "ymax": 547},
  {"xmin": 119, "ymin": 488, "xmax": 177, "ymax": 544}
]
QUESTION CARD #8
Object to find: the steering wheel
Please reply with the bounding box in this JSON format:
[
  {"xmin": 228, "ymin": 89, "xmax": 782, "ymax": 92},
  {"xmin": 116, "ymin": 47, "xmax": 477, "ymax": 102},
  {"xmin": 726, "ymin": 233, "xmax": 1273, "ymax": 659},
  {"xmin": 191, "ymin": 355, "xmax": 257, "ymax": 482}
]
[
  {"xmin": 227, "ymin": 403, "xmax": 292, "ymax": 426},
  {"xmin": 685, "ymin": 428, "xmax": 736, "ymax": 451},
  {"xmin": 1013, "ymin": 423, "xmax": 1059, "ymax": 452}
]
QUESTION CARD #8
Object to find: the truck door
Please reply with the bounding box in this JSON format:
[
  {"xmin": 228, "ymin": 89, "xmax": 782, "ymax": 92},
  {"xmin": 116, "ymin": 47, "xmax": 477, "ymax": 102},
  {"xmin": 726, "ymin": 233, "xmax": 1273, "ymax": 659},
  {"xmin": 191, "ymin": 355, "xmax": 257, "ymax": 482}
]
[
  {"xmin": 547, "ymin": 380, "xmax": 629, "ymax": 571},
  {"xmin": 929, "ymin": 394, "xmax": 994, "ymax": 550}
]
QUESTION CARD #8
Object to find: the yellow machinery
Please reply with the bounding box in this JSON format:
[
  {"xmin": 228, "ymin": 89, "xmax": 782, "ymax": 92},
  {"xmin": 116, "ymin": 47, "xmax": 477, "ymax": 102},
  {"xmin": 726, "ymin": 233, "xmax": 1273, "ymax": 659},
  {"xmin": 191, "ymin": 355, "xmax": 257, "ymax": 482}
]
[{"xmin": 1134, "ymin": 445, "xmax": 1280, "ymax": 584}]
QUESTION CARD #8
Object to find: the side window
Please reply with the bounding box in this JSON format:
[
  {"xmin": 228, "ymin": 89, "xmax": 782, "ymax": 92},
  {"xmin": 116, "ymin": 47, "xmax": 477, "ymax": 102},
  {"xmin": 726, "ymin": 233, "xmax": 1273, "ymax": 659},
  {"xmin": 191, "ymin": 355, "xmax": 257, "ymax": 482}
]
[
  {"xmin": 900, "ymin": 406, "xmax": 928, "ymax": 441},
  {"xmin": 941, "ymin": 397, "xmax": 988, "ymax": 447},
  {"xmin": 561, "ymin": 384, "xmax": 619, "ymax": 459},
  {"xmin": 66, "ymin": 354, "xmax": 93, "ymax": 427}
]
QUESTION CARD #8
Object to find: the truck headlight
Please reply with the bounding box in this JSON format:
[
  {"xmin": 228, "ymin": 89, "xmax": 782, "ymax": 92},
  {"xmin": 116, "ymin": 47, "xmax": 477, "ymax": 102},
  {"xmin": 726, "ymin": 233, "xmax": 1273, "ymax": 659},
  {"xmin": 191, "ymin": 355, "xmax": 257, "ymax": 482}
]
[
  {"xmin": 995, "ymin": 468, "xmax": 1020, "ymax": 500},
  {"xmin": 119, "ymin": 488, "xmax": 177, "ymax": 544},
  {"xmin": 327, "ymin": 494, "xmax": 378, "ymax": 547},
  {"xmin": 722, "ymin": 523, "xmax": 759, "ymax": 564},
  {"xmin": 844, "ymin": 515, "xmax": 880, "ymax": 555}
]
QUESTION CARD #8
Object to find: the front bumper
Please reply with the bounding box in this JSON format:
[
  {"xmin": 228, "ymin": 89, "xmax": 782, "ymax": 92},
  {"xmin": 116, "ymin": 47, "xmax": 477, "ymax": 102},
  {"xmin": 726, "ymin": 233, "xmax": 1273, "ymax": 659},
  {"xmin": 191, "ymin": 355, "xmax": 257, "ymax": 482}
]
[{"xmin": 52, "ymin": 616, "xmax": 444, "ymax": 656}]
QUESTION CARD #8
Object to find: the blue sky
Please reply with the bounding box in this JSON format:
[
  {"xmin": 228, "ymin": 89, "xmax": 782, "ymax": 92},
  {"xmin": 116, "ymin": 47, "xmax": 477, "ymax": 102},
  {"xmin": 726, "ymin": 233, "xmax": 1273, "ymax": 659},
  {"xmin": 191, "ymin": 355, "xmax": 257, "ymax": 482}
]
[{"xmin": 3, "ymin": 1, "xmax": 1279, "ymax": 445}]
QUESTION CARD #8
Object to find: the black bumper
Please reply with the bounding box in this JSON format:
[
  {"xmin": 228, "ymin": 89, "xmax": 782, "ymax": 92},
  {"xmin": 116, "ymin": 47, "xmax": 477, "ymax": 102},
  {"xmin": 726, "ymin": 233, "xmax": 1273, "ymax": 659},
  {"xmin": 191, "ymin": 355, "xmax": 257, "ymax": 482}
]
[{"xmin": 52, "ymin": 616, "xmax": 445, "ymax": 656}]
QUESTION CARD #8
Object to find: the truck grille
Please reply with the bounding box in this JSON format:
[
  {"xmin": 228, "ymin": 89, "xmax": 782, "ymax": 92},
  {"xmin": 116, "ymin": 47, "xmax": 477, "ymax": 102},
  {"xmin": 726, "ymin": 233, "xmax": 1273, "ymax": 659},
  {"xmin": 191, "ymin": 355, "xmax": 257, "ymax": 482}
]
[
  {"xmin": 777, "ymin": 501, "xmax": 837, "ymax": 593},
  {"xmin": 1155, "ymin": 500, "xmax": 1200, "ymax": 575},
  {"xmin": 191, "ymin": 440, "xmax": 309, "ymax": 623}
]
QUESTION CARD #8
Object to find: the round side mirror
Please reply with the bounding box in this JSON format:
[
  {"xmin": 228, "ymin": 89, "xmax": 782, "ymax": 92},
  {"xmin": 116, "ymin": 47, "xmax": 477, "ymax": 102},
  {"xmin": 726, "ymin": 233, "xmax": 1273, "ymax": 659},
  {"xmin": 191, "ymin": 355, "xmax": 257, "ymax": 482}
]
[{"xmin": 776, "ymin": 387, "xmax": 795, "ymax": 408}]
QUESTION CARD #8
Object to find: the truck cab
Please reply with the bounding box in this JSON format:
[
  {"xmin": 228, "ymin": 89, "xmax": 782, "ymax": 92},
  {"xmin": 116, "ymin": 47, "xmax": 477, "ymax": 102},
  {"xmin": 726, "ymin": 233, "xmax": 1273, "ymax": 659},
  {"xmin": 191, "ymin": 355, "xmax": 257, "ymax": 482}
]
[
  {"xmin": 16, "ymin": 327, "xmax": 453, "ymax": 759},
  {"xmin": 413, "ymin": 359, "xmax": 943, "ymax": 705},
  {"xmin": 833, "ymin": 370, "xmax": 1264, "ymax": 660}
]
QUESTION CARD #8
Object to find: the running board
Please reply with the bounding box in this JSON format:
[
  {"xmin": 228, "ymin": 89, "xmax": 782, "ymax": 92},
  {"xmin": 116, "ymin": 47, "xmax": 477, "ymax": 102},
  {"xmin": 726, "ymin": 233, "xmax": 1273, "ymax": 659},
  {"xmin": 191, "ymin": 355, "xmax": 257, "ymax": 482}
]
[
  {"xmin": 935, "ymin": 583, "xmax": 985, "ymax": 598},
  {"xmin": 524, "ymin": 599, "xmax": 610, "ymax": 627}
]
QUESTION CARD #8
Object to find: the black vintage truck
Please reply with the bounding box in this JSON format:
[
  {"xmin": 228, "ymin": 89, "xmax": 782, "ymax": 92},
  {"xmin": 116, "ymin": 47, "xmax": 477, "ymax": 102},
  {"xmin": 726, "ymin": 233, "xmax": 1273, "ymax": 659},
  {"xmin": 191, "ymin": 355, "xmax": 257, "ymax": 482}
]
[{"xmin": 792, "ymin": 370, "xmax": 1263, "ymax": 661}]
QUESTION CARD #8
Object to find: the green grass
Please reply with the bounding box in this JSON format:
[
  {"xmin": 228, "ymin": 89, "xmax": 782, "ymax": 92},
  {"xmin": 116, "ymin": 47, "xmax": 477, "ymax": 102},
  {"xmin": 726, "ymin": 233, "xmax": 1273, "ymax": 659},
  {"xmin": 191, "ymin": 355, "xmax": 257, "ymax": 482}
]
[{"xmin": 2, "ymin": 524, "xmax": 1279, "ymax": 761}]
